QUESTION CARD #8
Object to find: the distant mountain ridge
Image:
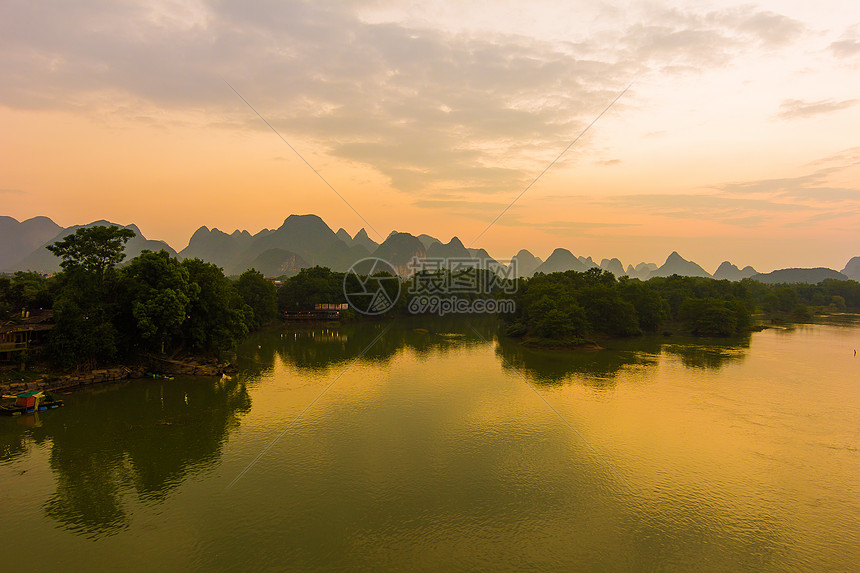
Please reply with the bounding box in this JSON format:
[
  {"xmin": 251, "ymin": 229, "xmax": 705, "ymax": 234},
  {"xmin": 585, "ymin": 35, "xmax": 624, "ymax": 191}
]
[
  {"xmin": 751, "ymin": 268, "xmax": 849, "ymax": 284},
  {"xmin": 0, "ymin": 216, "xmax": 62, "ymax": 270},
  {"xmin": 648, "ymin": 252, "xmax": 711, "ymax": 279},
  {"xmin": 4, "ymin": 213, "xmax": 858, "ymax": 284},
  {"xmin": 510, "ymin": 250, "xmax": 542, "ymax": 279},
  {"xmin": 713, "ymin": 261, "xmax": 757, "ymax": 281},
  {"xmin": 534, "ymin": 249, "xmax": 589, "ymax": 274},
  {"xmin": 10, "ymin": 220, "xmax": 176, "ymax": 273},
  {"xmin": 842, "ymin": 257, "xmax": 860, "ymax": 281}
]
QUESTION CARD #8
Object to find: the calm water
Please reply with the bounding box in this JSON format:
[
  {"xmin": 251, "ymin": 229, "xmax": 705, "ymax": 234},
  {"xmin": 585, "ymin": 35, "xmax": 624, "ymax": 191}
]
[{"xmin": 2, "ymin": 316, "xmax": 858, "ymax": 571}]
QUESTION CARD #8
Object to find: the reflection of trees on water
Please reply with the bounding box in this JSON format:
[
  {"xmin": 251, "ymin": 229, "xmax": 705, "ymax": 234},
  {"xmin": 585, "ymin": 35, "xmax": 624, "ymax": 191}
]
[
  {"xmin": 661, "ymin": 335, "xmax": 751, "ymax": 370},
  {"xmin": 240, "ymin": 318, "xmax": 755, "ymax": 387},
  {"xmin": 495, "ymin": 333, "xmax": 753, "ymax": 386},
  {"xmin": 495, "ymin": 335, "xmax": 663, "ymax": 387},
  {"xmin": 5, "ymin": 376, "xmax": 250, "ymax": 538},
  {"xmin": 239, "ymin": 316, "xmax": 499, "ymax": 375}
]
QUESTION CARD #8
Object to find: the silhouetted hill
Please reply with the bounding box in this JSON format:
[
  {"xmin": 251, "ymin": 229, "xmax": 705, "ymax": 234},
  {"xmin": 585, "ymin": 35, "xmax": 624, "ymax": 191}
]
[
  {"xmin": 625, "ymin": 262, "xmax": 658, "ymax": 280},
  {"xmin": 0, "ymin": 216, "xmax": 63, "ymax": 270},
  {"xmin": 600, "ymin": 258, "xmax": 625, "ymax": 277},
  {"xmin": 842, "ymin": 257, "xmax": 860, "ymax": 281},
  {"xmin": 511, "ymin": 249, "xmax": 542, "ymax": 278},
  {"xmin": 12, "ymin": 220, "xmax": 176, "ymax": 273},
  {"xmin": 335, "ymin": 228, "xmax": 353, "ymax": 247},
  {"xmin": 648, "ymin": 252, "xmax": 711, "ymax": 279},
  {"xmin": 352, "ymin": 228, "xmax": 379, "ymax": 253},
  {"xmin": 426, "ymin": 237, "xmax": 471, "ymax": 261},
  {"xmin": 372, "ymin": 232, "xmax": 426, "ymax": 276},
  {"xmin": 232, "ymin": 214, "xmax": 365, "ymax": 274},
  {"xmin": 713, "ymin": 261, "xmax": 757, "ymax": 281},
  {"xmin": 534, "ymin": 248, "xmax": 588, "ymax": 274},
  {"xmin": 245, "ymin": 248, "xmax": 309, "ymax": 277},
  {"xmin": 751, "ymin": 268, "xmax": 849, "ymax": 284},
  {"xmin": 469, "ymin": 248, "xmax": 502, "ymax": 272},
  {"xmin": 578, "ymin": 256, "xmax": 599, "ymax": 269},
  {"xmin": 417, "ymin": 234, "xmax": 442, "ymax": 249},
  {"xmin": 179, "ymin": 226, "xmax": 261, "ymax": 271}
]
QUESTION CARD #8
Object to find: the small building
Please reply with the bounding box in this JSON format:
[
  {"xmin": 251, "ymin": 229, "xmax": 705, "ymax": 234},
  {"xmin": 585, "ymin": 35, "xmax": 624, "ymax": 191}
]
[
  {"xmin": 283, "ymin": 303, "xmax": 348, "ymax": 321},
  {"xmin": 315, "ymin": 303, "xmax": 349, "ymax": 311},
  {"xmin": 0, "ymin": 309, "xmax": 54, "ymax": 364}
]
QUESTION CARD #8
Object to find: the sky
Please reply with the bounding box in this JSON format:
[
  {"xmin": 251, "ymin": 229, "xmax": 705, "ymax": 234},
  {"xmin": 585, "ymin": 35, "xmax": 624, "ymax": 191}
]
[{"xmin": 1, "ymin": 0, "xmax": 859, "ymax": 273}]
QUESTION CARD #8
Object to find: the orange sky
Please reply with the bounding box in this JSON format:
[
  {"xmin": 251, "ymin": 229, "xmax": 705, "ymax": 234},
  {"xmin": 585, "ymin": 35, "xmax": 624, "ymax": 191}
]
[{"xmin": 2, "ymin": 1, "xmax": 859, "ymax": 273}]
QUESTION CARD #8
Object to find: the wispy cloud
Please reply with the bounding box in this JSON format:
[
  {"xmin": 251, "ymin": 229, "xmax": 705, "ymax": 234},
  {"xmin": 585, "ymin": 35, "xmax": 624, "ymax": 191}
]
[
  {"xmin": 0, "ymin": 1, "xmax": 808, "ymax": 198},
  {"xmin": 537, "ymin": 220, "xmax": 638, "ymax": 236},
  {"xmin": 776, "ymin": 98, "xmax": 857, "ymax": 120},
  {"xmin": 830, "ymin": 25, "xmax": 860, "ymax": 59},
  {"xmin": 0, "ymin": 188, "xmax": 25, "ymax": 194},
  {"xmin": 585, "ymin": 150, "xmax": 860, "ymax": 229}
]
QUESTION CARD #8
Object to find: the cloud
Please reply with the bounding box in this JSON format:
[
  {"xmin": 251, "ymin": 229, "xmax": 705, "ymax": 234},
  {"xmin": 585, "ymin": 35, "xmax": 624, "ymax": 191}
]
[
  {"xmin": 594, "ymin": 192, "xmax": 806, "ymax": 224},
  {"xmin": 0, "ymin": 1, "xmax": 807, "ymax": 197},
  {"xmin": 830, "ymin": 26, "xmax": 860, "ymax": 59},
  {"xmin": 776, "ymin": 99, "xmax": 858, "ymax": 120},
  {"xmin": 536, "ymin": 220, "xmax": 638, "ymax": 236},
  {"xmin": 0, "ymin": 188, "xmax": 25, "ymax": 194},
  {"xmin": 586, "ymin": 150, "xmax": 860, "ymax": 230}
]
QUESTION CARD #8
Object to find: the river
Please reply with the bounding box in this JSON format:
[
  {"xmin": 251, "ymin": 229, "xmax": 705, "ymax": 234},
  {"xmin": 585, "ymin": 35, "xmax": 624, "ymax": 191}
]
[{"xmin": 1, "ymin": 316, "xmax": 858, "ymax": 571}]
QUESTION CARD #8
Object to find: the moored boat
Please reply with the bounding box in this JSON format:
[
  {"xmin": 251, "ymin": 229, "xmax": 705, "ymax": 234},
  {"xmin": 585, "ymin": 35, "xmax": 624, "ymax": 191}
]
[{"xmin": 0, "ymin": 390, "xmax": 64, "ymax": 416}]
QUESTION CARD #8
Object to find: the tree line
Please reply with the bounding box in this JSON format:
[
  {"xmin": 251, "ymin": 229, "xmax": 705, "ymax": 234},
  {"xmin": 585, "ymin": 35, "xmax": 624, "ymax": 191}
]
[
  {"xmin": 504, "ymin": 269, "xmax": 860, "ymax": 342},
  {"xmin": 1, "ymin": 226, "xmax": 278, "ymax": 369},
  {"xmin": 4, "ymin": 227, "xmax": 859, "ymax": 366}
]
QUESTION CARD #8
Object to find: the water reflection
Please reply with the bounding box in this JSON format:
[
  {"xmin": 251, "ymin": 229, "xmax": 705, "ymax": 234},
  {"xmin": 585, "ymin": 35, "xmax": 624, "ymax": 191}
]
[
  {"xmin": 239, "ymin": 316, "xmax": 499, "ymax": 377},
  {"xmin": 241, "ymin": 318, "xmax": 756, "ymax": 388},
  {"xmin": 661, "ymin": 335, "xmax": 751, "ymax": 370},
  {"xmin": 494, "ymin": 335, "xmax": 663, "ymax": 387},
  {"xmin": 2, "ymin": 376, "xmax": 250, "ymax": 538}
]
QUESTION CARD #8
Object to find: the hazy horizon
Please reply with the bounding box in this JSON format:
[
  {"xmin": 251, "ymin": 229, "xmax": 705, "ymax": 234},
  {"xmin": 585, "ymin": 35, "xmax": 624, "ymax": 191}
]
[
  {"xmin": 2, "ymin": 1, "xmax": 858, "ymax": 272},
  {"xmin": 4, "ymin": 211, "xmax": 857, "ymax": 276}
]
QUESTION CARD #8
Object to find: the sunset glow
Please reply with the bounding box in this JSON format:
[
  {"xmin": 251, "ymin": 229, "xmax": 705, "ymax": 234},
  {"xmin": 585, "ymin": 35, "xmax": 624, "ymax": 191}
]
[{"xmin": 2, "ymin": 0, "xmax": 859, "ymax": 271}]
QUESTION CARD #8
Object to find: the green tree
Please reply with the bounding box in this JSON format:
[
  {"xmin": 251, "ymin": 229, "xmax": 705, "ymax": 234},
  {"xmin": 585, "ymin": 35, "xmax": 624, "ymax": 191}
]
[
  {"xmin": 45, "ymin": 226, "xmax": 133, "ymax": 368},
  {"xmin": 236, "ymin": 269, "xmax": 278, "ymax": 329},
  {"xmin": 181, "ymin": 258, "xmax": 250, "ymax": 354},
  {"xmin": 527, "ymin": 293, "xmax": 589, "ymax": 339},
  {"xmin": 46, "ymin": 226, "xmax": 135, "ymax": 287},
  {"xmin": 123, "ymin": 250, "xmax": 194, "ymax": 354},
  {"xmin": 679, "ymin": 298, "xmax": 742, "ymax": 336},
  {"xmin": 278, "ymin": 266, "xmax": 345, "ymax": 312}
]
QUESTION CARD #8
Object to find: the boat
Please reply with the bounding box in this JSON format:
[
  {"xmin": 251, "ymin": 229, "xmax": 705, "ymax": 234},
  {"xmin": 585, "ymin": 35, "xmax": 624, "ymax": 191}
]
[
  {"xmin": 145, "ymin": 372, "xmax": 175, "ymax": 380},
  {"xmin": 0, "ymin": 390, "xmax": 65, "ymax": 416}
]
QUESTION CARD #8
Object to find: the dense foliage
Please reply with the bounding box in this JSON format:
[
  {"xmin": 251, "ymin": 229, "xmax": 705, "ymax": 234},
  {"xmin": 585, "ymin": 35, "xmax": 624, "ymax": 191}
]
[
  {"xmin": 0, "ymin": 226, "xmax": 274, "ymax": 368},
  {"xmin": 505, "ymin": 270, "xmax": 860, "ymax": 342},
  {"xmin": 4, "ymin": 226, "xmax": 860, "ymax": 366}
]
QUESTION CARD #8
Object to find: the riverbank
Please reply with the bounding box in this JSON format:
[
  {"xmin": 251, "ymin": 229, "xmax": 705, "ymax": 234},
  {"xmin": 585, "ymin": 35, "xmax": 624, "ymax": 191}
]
[{"xmin": 0, "ymin": 355, "xmax": 237, "ymax": 396}]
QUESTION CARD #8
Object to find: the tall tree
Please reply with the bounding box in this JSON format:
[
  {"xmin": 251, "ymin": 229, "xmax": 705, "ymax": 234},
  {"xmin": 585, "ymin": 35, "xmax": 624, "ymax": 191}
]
[
  {"xmin": 181, "ymin": 258, "xmax": 251, "ymax": 355},
  {"xmin": 46, "ymin": 226, "xmax": 135, "ymax": 287},
  {"xmin": 235, "ymin": 269, "xmax": 278, "ymax": 329},
  {"xmin": 123, "ymin": 250, "xmax": 194, "ymax": 354},
  {"xmin": 45, "ymin": 226, "xmax": 133, "ymax": 368}
]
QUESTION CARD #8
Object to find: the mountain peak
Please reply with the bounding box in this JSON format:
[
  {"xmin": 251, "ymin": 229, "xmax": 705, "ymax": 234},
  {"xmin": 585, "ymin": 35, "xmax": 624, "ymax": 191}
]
[{"xmin": 650, "ymin": 252, "xmax": 711, "ymax": 279}]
